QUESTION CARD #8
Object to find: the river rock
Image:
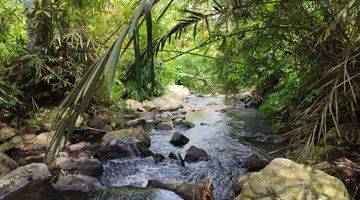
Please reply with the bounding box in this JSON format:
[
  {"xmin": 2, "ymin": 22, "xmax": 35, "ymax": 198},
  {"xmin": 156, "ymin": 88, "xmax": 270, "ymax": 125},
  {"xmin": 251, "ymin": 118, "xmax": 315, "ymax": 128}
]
[
  {"xmin": 165, "ymin": 85, "xmax": 190, "ymax": 98},
  {"xmin": 155, "ymin": 122, "xmax": 173, "ymax": 131},
  {"xmin": 54, "ymin": 174, "xmax": 100, "ymax": 192},
  {"xmin": 152, "ymin": 94, "xmax": 184, "ymax": 112},
  {"xmin": 33, "ymin": 131, "xmax": 65, "ymax": 150},
  {"xmin": 96, "ymin": 137, "xmax": 153, "ymax": 162},
  {"xmin": 234, "ymin": 158, "xmax": 350, "ymax": 200},
  {"xmin": 125, "ymin": 99, "xmax": 146, "ymax": 112},
  {"xmin": 0, "ymin": 125, "xmax": 16, "ymax": 142},
  {"xmin": 0, "ymin": 152, "xmax": 18, "ymax": 176},
  {"xmin": 125, "ymin": 118, "xmax": 146, "ymax": 127},
  {"xmin": 142, "ymin": 100, "xmax": 157, "ymax": 111},
  {"xmin": 174, "ymin": 120, "xmax": 195, "ymax": 130},
  {"xmin": 0, "ymin": 163, "xmax": 51, "ymax": 199},
  {"xmin": 152, "ymin": 153, "xmax": 166, "ymax": 164},
  {"xmin": 87, "ymin": 113, "xmax": 111, "ymax": 130},
  {"xmin": 67, "ymin": 141, "xmax": 91, "ymax": 152},
  {"xmin": 168, "ymin": 152, "xmax": 178, "ymax": 160},
  {"xmin": 92, "ymin": 186, "xmax": 183, "ymax": 200},
  {"xmin": 102, "ymin": 127, "xmax": 151, "ymax": 147},
  {"xmin": 170, "ymin": 132, "xmax": 189, "ymax": 147},
  {"xmin": 147, "ymin": 180, "xmax": 212, "ymax": 200},
  {"xmin": 242, "ymin": 155, "xmax": 269, "ymax": 171},
  {"xmin": 1, "ymin": 131, "xmax": 67, "ymax": 156},
  {"xmin": 233, "ymin": 172, "xmax": 259, "ymax": 195},
  {"xmin": 184, "ymin": 146, "xmax": 210, "ymax": 163},
  {"xmin": 55, "ymin": 154, "xmax": 102, "ymax": 177}
]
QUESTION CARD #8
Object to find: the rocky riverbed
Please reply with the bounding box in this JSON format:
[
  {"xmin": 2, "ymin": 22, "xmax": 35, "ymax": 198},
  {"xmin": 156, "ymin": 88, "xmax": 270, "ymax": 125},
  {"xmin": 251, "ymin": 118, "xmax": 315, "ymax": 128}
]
[{"xmin": 0, "ymin": 85, "xmax": 352, "ymax": 200}]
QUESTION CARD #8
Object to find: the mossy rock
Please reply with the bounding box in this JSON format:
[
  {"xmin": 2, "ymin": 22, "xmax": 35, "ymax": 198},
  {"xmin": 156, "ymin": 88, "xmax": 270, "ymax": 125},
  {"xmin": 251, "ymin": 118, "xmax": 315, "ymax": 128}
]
[
  {"xmin": 289, "ymin": 145, "xmax": 347, "ymax": 163},
  {"xmin": 322, "ymin": 123, "xmax": 358, "ymax": 145},
  {"xmin": 235, "ymin": 158, "xmax": 349, "ymax": 200}
]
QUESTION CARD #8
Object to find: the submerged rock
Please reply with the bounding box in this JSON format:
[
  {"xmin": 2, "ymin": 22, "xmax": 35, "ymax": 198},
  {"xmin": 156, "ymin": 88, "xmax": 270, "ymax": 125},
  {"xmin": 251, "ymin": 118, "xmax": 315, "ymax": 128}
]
[
  {"xmin": 0, "ymin": 163, "xmax": 51, "ymax": 199},
  {"xmin": 155, "ymin": 122, "xmax": 173, "ymax": 131},
  {"xmin": 54, "ymin": 174, "xmax": 100, "ymax": 192},
  {"xmin": 152, "ymin": 153, "xmax": 166, "ymax": 164},
  {"xmin": 242, "ymin": 155, "xmax": 269, "ymax": 172},
  {"xmin": 170, "ymin": 132, "xmax": 189, "ymax": 147},
  {"xmin": 102, "ymin": 127, "xmax": 151, "ymax": 147},
  {"xmin": 174, "ymin": 120, "xmax": 195, "ymax": 130},
  {"xmin": 168, "ymin": 152, "xmax": 178, "ymax": 160},
  {"xmin": 234, "ymin": 158, "xmax": 349, "ymax": 200},
  {"xmin": 184, "ymin": 146, "xmax": 210, "ymax": 163},
  {"xmin": 147, "ymin": 180, "xmax": 213, "ymax": 200},
  {"xmin": 96, "ymin": 137, "xmax": 153, "ymax": 162},
  {"xmin": 91, "ymin": 186, "xmax": 183, "ymax": 200},
  {"xmin": 0, "ymin": 152, "xmax": 18, "ymax": 176}
]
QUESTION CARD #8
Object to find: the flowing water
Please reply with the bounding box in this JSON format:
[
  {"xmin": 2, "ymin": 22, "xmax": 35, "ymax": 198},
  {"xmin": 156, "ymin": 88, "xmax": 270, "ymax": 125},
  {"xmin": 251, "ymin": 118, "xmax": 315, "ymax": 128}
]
[{"xmin": 99, "ymin": 96, "xmax": 284, "ymax": 200}]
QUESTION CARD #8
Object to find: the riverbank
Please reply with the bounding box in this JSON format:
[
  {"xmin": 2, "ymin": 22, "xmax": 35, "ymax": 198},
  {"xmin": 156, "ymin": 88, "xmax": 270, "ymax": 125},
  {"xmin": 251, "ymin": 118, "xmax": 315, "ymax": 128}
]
[{"xmin": 0, "ymin": 85, "xmax": 355, "ymax": 199}]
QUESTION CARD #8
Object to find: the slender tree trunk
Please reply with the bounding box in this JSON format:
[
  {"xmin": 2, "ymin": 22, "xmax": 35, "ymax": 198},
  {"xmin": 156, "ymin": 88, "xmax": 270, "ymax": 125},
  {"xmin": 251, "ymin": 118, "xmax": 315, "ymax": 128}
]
[{"xmin": 22, "ymin": 0, "xmax": 53, "ymax": 51}]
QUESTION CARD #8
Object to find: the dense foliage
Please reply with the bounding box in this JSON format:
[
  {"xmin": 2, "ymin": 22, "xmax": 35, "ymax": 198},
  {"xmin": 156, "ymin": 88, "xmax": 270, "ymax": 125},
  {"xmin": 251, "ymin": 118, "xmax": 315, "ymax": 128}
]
[{"xmin": 0, "ymin": 0, "xmax": 359, "ymax": 161}]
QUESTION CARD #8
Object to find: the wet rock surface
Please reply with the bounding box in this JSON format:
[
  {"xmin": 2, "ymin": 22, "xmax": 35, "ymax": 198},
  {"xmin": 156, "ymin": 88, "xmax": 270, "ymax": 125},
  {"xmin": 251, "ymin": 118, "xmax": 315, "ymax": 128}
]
[
  {"xmin": 54, "ymin": 174, "xmax": 100, "ymax": 192},
  {"xmin": 102, "ymin": 127, "xmax": 151, "ymax": 147},
  {"xmin": 170, "ymin": 132, "xmax": 189, "ymax": 147},
  {"xmin": 242, "ymin": 154, "xmax": 269, "ymax": 171},
  {"xmin": 147, "ymin": 179, "xmax": 211, "ymax": 200},
  {"xmin": 184, "ymin": 146, "xmax": 210, "ymax": 163},
  {"xmin": 90, "ymin": 186, "xmax": 183, "ymax": 200},
  {"xmin": 155, "ymin": 122, "xmax": 173, "ymax": 131},
  {"xmin": 0, "ymin": 152, "xmax": 18, "ymax": 176},
  {"xmin": 96, "ymin": 137, "xmax": 153, "ymax": 162},
  {"xmin": 0, "ymin": 163, "xmax": 51, "ymax": 199}
]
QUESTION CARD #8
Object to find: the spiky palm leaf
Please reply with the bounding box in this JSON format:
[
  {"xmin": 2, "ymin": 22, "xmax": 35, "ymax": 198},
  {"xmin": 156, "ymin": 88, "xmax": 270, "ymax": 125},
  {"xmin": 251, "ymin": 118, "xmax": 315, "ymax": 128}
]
[{"xmin": 45, "ymin": 0, "xmax": 158, "ymax": 163}]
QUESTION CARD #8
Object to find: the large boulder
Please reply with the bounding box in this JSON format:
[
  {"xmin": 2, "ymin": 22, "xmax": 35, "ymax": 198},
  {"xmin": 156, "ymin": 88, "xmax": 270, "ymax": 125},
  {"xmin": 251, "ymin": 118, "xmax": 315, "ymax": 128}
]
[
  {"xmin": 54, "ymin": 174, "xmax": 100, "ymax": 192},
  {"xmin": 96, "ymin": 137, "xmax": 153, "ymax": 162},
  {"xmin": 152, "ymin": 95, "xmax": 184, "ymax": 112},
  {"xmin": 147, "ymin": 180, "xmax": 213, "ymax": 200},
  {"xmin": 102, "ymin": 127, "xmax": 151, "ymax": 147},
  {"xmin": 125, "ymin": 99, "xmax": 146, "ymax": 112},
  {"xmin": 184, "ymin": 146, "xmax": 210, "ymax": 163},
  {"xmin": 165, "ymin": 85, "xmax": 190, "ymax": 98},
  {"xmin": 170, "ymin": 132, "xmax": 189, "ymax": 147},
  {"xmin": 0, "ymin": 163, "xmax": 51, "ymax": 199},
  {"xmin": 0, "ymin": 152, "xmax": 18, "ymax": 176},
  {"xmin": 234, "ymin": 158, "xmax": 349, "ymax": 200}
]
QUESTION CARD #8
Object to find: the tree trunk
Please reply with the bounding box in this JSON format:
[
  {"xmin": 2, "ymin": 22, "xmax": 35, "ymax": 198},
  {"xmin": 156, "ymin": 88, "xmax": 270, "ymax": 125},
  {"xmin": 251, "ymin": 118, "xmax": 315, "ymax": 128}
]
[{"xmin": 22, "ymin": 0, "xmax": 53, "ymax": 51}]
